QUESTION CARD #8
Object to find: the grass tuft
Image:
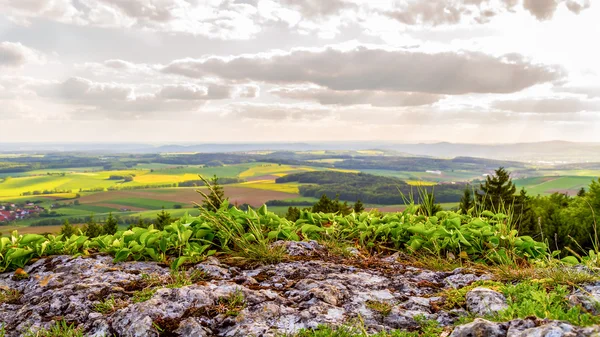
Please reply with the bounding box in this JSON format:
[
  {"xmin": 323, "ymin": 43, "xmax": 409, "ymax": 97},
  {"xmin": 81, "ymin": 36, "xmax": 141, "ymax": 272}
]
[
  {"xmin": 0, "ymin": 287, "xmax": 21, "ymax": 304},
  {"xmin": 365, "ymin": 300, "xmax": 393, "ymax": 316},
  {"xmin": 24, "ymin": 321, "xmax": 83, "ymax": 337},
  {"xmin": 216, "ymin": 289, "xmax": 246, "ymax": 317}
]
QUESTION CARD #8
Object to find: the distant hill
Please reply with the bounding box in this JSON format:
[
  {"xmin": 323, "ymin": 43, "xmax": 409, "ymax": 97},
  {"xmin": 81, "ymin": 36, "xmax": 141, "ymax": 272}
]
[
  {"xmin": 3, "ymin": 141, "xmax": 600, "ymax": 163},
  {"xmin": 381, "ymin": 141, "xmax": 600, "ymax": 163}
]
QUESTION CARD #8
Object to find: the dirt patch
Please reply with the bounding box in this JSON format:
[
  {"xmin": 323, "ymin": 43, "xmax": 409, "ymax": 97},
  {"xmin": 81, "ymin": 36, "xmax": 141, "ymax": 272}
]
[{"xmin": 79, "ymin": 187, "xmax": 298, "ymax": 208}]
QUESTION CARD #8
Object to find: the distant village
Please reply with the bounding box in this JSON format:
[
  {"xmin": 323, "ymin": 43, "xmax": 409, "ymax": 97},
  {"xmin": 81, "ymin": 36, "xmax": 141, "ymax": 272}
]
[{"xmin": 0, "ymin": 203, "xmax": 45, "ymax": 223}]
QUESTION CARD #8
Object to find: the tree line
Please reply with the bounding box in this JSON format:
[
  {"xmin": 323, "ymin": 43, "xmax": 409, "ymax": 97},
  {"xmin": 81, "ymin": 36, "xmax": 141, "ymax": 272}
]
[{"xmin": 278, "ymin": 171, "xmax": 465, "ymax": 204}]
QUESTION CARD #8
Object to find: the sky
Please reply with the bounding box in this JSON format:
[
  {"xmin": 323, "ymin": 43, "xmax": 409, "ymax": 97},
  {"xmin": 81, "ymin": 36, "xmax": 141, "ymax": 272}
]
[{"xmin": 0, "ymin": 0, "xmax": 599, "ymax": 144}]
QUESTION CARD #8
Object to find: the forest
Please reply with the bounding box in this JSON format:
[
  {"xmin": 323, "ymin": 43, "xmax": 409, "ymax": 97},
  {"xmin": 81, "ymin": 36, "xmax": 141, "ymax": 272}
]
[{"xmin": 278, "ymin": 171, "xmax": 466, "ymax": 204}]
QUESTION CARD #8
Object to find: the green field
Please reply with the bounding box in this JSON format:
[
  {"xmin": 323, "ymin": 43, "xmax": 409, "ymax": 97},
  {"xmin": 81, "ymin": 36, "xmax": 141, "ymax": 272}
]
[
  {"xmin": 109, "ymin": 198, "xmax": 183, "ymax": 210},
  {"xmin": 2, "ymin": 154, "xmax": 599, "ymax": 235},
  {"xmin": 514, "ymin": 176, "xmax": 595, "ymax": 196}
]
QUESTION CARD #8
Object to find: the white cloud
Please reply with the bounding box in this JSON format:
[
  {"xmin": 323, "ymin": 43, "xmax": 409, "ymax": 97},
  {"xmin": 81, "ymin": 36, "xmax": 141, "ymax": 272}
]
[
  {"xmin": 30, "ymin": 77, "xmax": 235, "ymax": 119},
  {"xmin": 163, "ymin": 46, "xmax": 563, "ymax": 94},
  {"xmin": 0, "ymin": 41, "xmax": 45, "ymax": 67}
]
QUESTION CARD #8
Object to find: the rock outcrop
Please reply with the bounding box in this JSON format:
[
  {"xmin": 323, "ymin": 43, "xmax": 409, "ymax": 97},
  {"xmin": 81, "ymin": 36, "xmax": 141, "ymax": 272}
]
[{"xmin": 1, "ymin": 243, "xmax": 599, "ymax": 336}]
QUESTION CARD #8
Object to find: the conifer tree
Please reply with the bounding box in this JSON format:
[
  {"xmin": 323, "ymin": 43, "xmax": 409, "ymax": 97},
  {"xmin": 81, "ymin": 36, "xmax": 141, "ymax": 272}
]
[
  {"xmin": 202, "ymin": 175, "xmax": 226, "ymax": 212},
  {"xmin": 60, "ymin": 219, "xmax": 75, "ymax": 238},
  {"xmin": 103, "ymin": 212, "xmax": 118, "ymax": 235},
  {"xmin": 285, "ymin": 206, "xmax": 301, "ymax": 221},
  {"xmin": 476, "ymin": 167, "xmax": 517, "ymax": 211},
  {"xmin": 459, "ymin": 186, "xmax": 473, "ymax": 214},
  {"xmin": 312, "ymin": 194, "xmax": 334, "ymax": 213},
  {"xmin": 577, "ymin": 187, "xmax": 586, "ymax": 197},
  {"xmin": 353, "ymin": 199, "xmax": 365, "ymax": 213},
  {"xmin": 155, "ymin": 208, "xmax": 172, "ymax": 230},
  {"xmin": 84, "ymin": 214, "xmax": 102, "ymax": 238}
]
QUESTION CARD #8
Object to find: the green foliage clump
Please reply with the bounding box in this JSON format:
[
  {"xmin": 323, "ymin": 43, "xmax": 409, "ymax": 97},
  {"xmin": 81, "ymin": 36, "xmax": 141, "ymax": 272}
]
[
  {"xmin": 497, "ymin": 281, "xmax": 600, "ymax": 326},
  {"xmin": 1, "ymin": 199, "xmax": 552, "ymax": 273},
  {"xmin": 290, "ymin": 315, "xmax": 443, "ymax": 337}
]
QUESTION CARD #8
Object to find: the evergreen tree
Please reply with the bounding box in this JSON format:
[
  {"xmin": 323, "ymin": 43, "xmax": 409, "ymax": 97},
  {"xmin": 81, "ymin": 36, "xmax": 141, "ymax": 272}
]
[
  {"xmin": 202, "ymin": 175, "xmax": 226, "ymax": 212},
  {"xmin": 155, "ymin": 208, "xmax": 171, "ymax": 230},
  {"xmin": 459, "ymin": 186, "xmax": 473, "ymax": 214},
  {"xmin": 312, "ymin": 194, "xmax": 334, "ymax": 213},
  {"xmin": 476, "ymin": 167, "xmax": 517, "ymax": 211},
  {"xmin": 285, "ymin": 206, "xmax": 301, "ymax": 221},
  {"xmin": 84, "ymin": 214, "xmax": 102, "ymax": 238},
  {"xmin": 338, "ymin": 198, "xmax": 352, "ymax": 216},
  {"xmin": 60, "ymin": 219, "xmax": 75, "ymax": 238},
  {"xmin": 577, "ymin": 187, "xmax": 586, "ymax": 197},
  {"xmin": 103, "ymin": 212, "xmax": 118, "ymax": 235},
  {"xmin": 353, "ymin": 199, "xmax": 365, "ymax": 213}
]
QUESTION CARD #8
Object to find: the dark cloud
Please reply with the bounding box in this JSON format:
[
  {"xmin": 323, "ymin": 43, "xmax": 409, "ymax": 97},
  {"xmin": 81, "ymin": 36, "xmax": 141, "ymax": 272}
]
[
  {"xmin": 271, "ymin": 87, "xmax": 443, "ymax": 107},
  {"xmin": 492, "ymin": 98, "xmax": 600, "ymax": 113},
  {"xmin": 163, "ymin": 47, "xmax": 563, "ymax": 95}
]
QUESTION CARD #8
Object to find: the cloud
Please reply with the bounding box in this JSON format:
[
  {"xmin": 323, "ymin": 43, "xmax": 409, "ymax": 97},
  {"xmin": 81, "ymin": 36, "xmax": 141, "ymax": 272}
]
[
  {"xmin": 270, "ymin": 87, "xmax": 443, "ymax": 107},
  {"xmin": 492, "ymin": 97, "xmax": 600, "ymax": 113},
  {"xmin": 556, "ymin": 85, "xmax": 600, "ymax": 98},
  {"xmin": 31, "ymin": 77, "xmax": 234, "ymax": 119},
  {"xmin": 278, "ymin": 0, "xmax": 356, "ymax": 18},
  {"xmin": 0, "ymin": 0, "xmax": 261, "ymax": 39},
  {"xmin": 383, "ymin": 0, "xmax": 590, "ymax": 25},
  {"xmin": 227, "ymin": 103, "xmax": 333, "ymax": 121},
  {"xmin": 163, "ymin": 47, "xmax": 563, "ymax": 95},
  {"xmin": 0, "ymin": 41, "xmax": 44, "ymax": 67},
  {"xmin": 96, "ymin": 0, "xmax": 174, "ymax": 23},
  {"xmin": 523, "ymin": 0, "xmax": 590, "ymax": 20}
]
